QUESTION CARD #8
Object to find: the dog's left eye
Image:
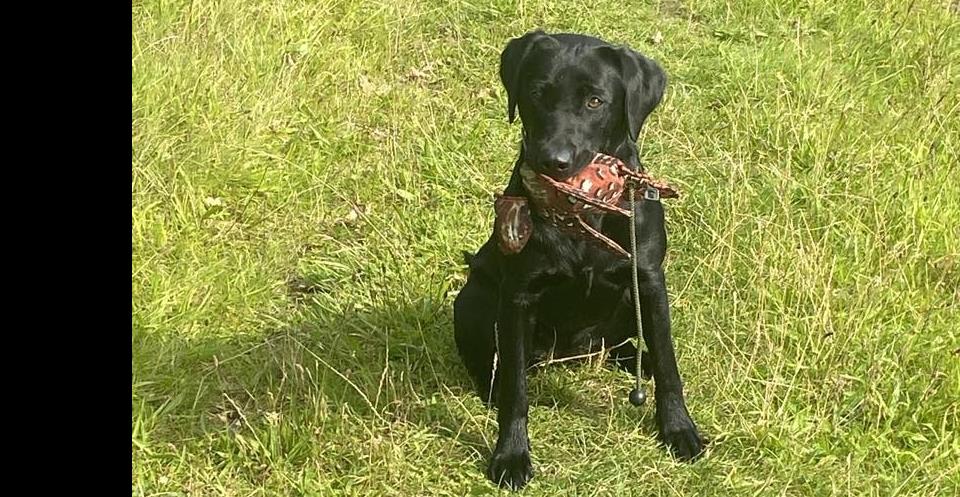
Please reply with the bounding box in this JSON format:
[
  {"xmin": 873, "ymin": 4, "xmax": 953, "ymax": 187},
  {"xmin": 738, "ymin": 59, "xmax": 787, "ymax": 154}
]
[{"xmin": 586, "ymin": 96, "xmax": 604, "ymax": 109}]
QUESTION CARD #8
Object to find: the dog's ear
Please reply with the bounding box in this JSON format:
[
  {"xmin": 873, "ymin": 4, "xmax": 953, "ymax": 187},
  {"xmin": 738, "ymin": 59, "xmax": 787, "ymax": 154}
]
[
  {"xmin": 499, "ymin": 30, "xmax": 554, "ymax": 123},
  {"xmin": 598, "ymin": 46, "xmax": 667, "ymax": 142}
]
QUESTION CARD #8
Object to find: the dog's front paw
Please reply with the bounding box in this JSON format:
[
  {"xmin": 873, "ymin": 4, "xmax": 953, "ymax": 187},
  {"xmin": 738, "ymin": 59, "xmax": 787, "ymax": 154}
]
[
  {"xmin": 657, "ymin": 402, "xmax": 706, "ymax": 461},
  {"xmin": 487, "ymin": 447, "xmax": 533, "ymax": 489}
]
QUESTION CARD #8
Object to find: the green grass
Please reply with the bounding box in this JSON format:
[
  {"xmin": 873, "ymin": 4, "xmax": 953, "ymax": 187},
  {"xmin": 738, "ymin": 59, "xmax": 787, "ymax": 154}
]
[{"xmin": 132, "ymin": 0, "xmax": 960, "ymax": 495}]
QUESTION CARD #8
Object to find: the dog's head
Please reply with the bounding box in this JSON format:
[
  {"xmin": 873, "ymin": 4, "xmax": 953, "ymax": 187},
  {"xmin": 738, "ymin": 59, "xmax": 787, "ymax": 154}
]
[{"xmin": 500, "ymin": 31, "xmax": 666, "ymax": 179}]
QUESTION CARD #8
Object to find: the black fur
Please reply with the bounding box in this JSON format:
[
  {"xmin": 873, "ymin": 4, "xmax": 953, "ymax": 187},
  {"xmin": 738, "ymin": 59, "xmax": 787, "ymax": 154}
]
[{"xmin": 454, "ymin": 31, "xmax": 705, "ymax": 489}]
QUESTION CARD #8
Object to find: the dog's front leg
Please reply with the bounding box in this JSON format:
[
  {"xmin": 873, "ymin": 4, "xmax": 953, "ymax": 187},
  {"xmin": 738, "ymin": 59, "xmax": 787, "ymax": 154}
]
[
  {"xmin": 487, "ymin": 279, "xmax": 535, "ymax": 489},
  {"xmin": 636, "ymin": 265, "xmax": 706, "ymax": 461}
]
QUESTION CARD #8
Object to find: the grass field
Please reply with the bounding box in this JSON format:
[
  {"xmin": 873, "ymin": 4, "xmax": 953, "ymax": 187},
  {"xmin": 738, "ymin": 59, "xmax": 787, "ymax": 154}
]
[{"xmin": 132, "ymin": 1, "xmax": 960, "ymax": 495}]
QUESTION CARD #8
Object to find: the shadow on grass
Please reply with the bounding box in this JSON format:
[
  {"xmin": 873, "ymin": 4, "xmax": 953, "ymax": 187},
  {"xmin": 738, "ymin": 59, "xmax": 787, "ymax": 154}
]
[{"xmin": 132, "ymin": 284, "xmax": 656, "ymax": 480}]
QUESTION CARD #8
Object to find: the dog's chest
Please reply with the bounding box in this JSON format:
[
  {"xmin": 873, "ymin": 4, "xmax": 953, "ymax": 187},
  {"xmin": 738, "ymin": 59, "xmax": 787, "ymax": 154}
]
[{"xmin": 539, "ymin": 254, "xmax": 627, "ymax": 320}]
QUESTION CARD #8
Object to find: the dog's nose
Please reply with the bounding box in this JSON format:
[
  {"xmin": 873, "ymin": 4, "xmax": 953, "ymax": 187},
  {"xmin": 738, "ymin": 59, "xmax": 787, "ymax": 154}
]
[{"xmin": 544, "ymin": 148, "xmax": 573, "ymax": 172}]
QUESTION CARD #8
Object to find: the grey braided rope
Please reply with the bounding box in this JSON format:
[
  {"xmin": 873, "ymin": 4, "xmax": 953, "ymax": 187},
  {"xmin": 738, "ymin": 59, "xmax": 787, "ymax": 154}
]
[{"xmin": 627, "ymin": 185, "xmax": 645, "ymax": 394}]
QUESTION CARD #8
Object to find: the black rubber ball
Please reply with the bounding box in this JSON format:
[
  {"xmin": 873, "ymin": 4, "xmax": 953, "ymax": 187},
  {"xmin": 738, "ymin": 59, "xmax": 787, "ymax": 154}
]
[{"xmin": 629, "ymin": 387, "xmax": 647, "ymax": 406}]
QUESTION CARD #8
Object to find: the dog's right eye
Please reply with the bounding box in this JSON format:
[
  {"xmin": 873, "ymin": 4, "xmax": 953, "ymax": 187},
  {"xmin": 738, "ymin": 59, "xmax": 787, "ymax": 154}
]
[{"xmin": 586, "ymin": 96, "xmax": 604, "ymax": 109}]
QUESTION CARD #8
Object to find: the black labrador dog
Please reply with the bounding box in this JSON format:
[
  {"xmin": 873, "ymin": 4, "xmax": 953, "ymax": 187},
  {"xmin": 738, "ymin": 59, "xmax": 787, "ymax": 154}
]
[{"xmin": 454, "ymin": 30, "xmax": 705, "ymax": 489}]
